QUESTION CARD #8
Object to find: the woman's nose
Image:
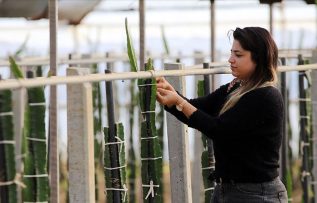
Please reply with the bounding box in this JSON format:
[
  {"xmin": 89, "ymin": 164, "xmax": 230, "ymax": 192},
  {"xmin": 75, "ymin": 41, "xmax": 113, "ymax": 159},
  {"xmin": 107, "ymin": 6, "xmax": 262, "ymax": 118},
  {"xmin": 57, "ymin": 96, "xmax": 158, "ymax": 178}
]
[{"xmin": 228, "ymin": 55, "xmax": 234, "ymax": 64}]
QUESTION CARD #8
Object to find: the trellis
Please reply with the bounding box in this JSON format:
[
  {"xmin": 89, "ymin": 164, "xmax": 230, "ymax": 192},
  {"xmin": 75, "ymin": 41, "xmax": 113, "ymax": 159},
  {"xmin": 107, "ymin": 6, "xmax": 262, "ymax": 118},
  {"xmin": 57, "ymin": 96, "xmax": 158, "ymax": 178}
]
[{"xmin": 0, "ymin": 57, "xmax": 317, "ymax": 202}]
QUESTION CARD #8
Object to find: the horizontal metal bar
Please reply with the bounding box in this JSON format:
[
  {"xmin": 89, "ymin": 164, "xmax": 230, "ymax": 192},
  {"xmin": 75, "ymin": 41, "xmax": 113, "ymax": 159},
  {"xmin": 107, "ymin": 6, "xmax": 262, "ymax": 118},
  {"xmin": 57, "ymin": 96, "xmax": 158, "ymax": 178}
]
[
  {"xmin": 0, "ymin": 49, "xmax": 313, "ymax": 67},
  {"xmin": 0, "ymin": 53, "xmax": 209, "ymax": 67},
  {"xmin": 0, "ymin": 63, "xmax": 316, "ymax": 90}
]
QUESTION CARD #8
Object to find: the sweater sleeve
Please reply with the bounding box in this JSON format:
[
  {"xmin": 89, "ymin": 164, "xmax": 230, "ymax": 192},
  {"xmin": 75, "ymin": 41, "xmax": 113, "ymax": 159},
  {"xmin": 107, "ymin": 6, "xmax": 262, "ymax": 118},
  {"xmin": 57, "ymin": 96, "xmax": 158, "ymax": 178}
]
[
  {"xmin": 187, "ymin": 88, "xmax": 281, "ymax": 139},
  {"xmin": 164, "ymin": 83, "xmax": 230, "ymax": 125}
]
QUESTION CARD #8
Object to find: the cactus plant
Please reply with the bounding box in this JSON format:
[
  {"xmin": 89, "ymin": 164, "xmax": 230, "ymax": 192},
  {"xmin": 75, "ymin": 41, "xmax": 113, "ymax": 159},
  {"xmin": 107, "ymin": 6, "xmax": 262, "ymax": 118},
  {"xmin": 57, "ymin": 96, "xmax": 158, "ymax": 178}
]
[
  {"xmin": 0, "ymin": 86, "xmax": 17, "ymax": 203},
  {"xmin": 104, "ymin": 123, "xmax": 127, "ymax": 203},
  {"xmin": 125, "ymin": 18, "xmax": 163, "ymax": 202},
  {"xmin": 9, "ymin": 58, "xmax": 49, "ymax": 202},
  {"xmin": 26, "ymin": 70, "xmax": 49, "ymax": 202}
]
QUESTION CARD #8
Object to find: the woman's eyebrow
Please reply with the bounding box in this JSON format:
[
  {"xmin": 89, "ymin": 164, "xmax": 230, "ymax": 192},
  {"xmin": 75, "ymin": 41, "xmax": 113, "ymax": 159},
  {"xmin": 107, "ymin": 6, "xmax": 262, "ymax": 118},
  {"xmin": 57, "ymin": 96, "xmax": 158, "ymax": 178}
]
[{"xmin": 231, "ymin": 49, "xmax": 243, "ymax": 53}]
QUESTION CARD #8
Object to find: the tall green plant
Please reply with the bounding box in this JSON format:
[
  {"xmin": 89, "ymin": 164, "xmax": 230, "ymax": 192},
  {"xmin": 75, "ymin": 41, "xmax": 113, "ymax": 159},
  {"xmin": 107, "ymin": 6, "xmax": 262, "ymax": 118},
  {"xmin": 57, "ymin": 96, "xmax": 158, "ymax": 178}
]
[
  {"xmin": 26, "ymin": 70, "xmax": 49, "ymax": 202},
  {"xmin": 9, "ymin": 57, "xmax": 35, "ymax": 202},
  {"xmin": 125, "ymin": 18, "xmax": 163, "ymax": 202},
  {"xmin": 9, "ymin": 58, "xmax": 49, "ymax": 202},
  {"xmin": 161, "ymin": 25, "xmax": 170, "ymax": 56},
  {"xmin": 127, "ymin": 77, "xmax": 138, "ymax": 202},
  {"xmin": 104, "ymin": 123, "xmax": 127, "ymax": 203},
  {"xmin": 139, "ymin": 59, "xmax": 163, "ymax": 202},
  {"xmin": 0, "ymin": 87, "xmax": 17, "ymax": 203},
  {"xmin": 125, "ymin": 18, "xmax": 138, "ymax": 73}
]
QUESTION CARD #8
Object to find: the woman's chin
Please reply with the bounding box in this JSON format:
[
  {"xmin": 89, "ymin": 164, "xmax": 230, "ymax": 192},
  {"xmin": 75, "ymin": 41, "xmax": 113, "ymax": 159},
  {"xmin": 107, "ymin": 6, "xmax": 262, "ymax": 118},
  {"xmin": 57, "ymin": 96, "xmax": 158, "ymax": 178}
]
[{"xmin": 231, "ymin": 72, "xmax": 238, "ymax": 78}]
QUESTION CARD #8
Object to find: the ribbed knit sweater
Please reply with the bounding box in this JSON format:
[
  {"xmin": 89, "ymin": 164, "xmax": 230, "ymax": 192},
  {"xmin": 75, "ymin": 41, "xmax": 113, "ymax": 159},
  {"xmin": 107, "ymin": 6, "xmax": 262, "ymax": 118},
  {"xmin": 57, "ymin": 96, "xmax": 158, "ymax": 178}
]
[{"xmin": 165, "ymin": 82, "xmax": 284, "ymax": 183}]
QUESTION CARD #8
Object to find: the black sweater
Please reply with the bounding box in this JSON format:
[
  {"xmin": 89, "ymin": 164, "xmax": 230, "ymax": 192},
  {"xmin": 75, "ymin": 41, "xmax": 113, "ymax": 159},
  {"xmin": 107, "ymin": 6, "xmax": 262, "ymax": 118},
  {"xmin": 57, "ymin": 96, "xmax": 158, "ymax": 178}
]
[{"xmin": 165, "ymin": 82, "xmax": 284, "ymax": 183}]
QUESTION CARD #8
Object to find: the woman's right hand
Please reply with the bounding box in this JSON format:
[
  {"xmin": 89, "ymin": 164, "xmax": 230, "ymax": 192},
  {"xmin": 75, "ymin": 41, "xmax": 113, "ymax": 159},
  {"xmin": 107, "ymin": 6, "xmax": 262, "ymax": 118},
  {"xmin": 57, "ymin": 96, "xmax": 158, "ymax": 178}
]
[
  {"xmin": 156, "ymin": 77, "xmax": 180, "ymax": 107},
  {"xmin": 156, "ymin": 77, "xmax": 176, "ymax": 93}
]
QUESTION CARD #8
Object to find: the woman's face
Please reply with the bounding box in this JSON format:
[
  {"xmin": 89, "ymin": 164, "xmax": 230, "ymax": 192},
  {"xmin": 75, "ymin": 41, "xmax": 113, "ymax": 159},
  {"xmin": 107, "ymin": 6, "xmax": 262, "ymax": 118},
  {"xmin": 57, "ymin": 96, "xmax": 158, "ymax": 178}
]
[{"xmin": 228, "ymin": 39, "xmax": 256, "ymax": 80}]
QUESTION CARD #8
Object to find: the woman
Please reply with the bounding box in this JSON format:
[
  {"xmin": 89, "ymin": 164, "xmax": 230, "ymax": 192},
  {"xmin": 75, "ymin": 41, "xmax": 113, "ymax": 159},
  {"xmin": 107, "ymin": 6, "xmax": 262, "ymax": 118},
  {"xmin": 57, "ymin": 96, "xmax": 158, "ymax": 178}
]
[{"xmin": 156, "ymin": 27, "xmax": 288, "ymax": 203}]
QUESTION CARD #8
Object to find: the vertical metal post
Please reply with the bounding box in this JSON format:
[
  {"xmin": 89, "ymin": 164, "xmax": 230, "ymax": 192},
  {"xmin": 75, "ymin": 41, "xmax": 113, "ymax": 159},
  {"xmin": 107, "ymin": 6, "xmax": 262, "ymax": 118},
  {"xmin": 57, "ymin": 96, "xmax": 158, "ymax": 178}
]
[
  {"xmin": 139, "ymin": 0, "xmax": 145, "ymax": 71},
  {"xmin": 210, "ymin": 0, "xmax": 215, "ymax": 62},
  {"xmin": 210, "ymin": 0, "xmax": 217, "ymax": 91},
  {"xmin": 105, "ymin": 69, "xmax": 122, "ymax": 203},
  {"xmin": 269, "ymin": 3, "xmax": 273, "ymax": 35},
  {"xmin": 48, "ymin": 0, "xmax": 59, "ymax": 202},
  {"xmin": 165, "ymin": 63, "xmax": 192, "ymax": 203}
]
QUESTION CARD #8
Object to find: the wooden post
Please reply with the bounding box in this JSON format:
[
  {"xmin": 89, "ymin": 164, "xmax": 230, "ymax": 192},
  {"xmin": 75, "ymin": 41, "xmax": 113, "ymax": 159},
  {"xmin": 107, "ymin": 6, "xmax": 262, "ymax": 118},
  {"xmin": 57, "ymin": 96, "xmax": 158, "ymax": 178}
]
[
  {"xmin": 311, "ymin": 50, "xmax": 317, "ymax": 203},
  {"xmin": 165, "ymin": 63, "xmax": 192, "ymax": 203},
  {"xmin": 67, "ymin": 67, "xmax": 95, "ymax": 203}
]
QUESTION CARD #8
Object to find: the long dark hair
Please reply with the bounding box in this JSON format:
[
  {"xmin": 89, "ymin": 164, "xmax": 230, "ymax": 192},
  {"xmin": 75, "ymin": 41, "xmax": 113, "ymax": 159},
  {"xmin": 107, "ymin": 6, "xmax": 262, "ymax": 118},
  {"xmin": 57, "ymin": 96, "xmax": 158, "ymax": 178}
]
[{"xmin": 220, "ymin": 27, "xmax": 278, "ymax": 115}]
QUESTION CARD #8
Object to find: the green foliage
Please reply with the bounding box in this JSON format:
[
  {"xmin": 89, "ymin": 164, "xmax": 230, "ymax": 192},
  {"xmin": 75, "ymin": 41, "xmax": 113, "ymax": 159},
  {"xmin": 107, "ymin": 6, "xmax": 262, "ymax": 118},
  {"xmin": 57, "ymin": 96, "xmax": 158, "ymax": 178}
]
[
  {"xmin": 92, "ymin": 63, "xmax": 103, "ymax": 200},
  {"xmin": 104, "ymin": 124, "xmax": 128, "ymax": 203},
  {"xmin": 125, "ymin": 18, "xmax": 163, "ymax": 202},
  {"xmin": 22, "ymin": 93, "xmax": 34, "ymax": 202},
  {"xmin": 201, "ymin": 151, "xmax": 213, "ymax": 203},
  {"xmin": 27, "ymin": 83, "xmax": 49, "ymax": 201},
  {"xmin": 127, "ymin": 79, "xmax": 137, "ymax": 203},
  {"xmin": 161, "ymin": 25, "xmax": 170, "ymax": 55},
  {"xmin": 286, "ymin": 170, "xmax": 292, "ymax": 202},
  {"xmin": 9, "ymin": 56, "xmax": 24, "ymax": 79},
  {"xmin": 14, "ymin": 34, "xmax": 29, "ymax": 57},
  {"xmin": 0, "ymin": 89, "xmax": 17, "ymax": 203},
  {"xmin": 197, "ymin": 80, "xmax": 207, "ymax": 148},
  {"xmin": 138, "ymin": 58, "xmax": 163, "ymax": 202},
  {"xmin": 125, "ymin": 18, "xmax": 138, "ymax": 72}
]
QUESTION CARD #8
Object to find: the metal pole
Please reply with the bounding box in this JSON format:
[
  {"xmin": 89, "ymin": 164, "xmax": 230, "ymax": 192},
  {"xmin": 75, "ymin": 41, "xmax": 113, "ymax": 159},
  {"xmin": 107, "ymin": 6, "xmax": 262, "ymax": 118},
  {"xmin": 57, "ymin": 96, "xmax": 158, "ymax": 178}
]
[
  {"xmin": 210, "ymin": 0, "xmax": 217, "ymax": 93},
  {"xmin": 210, "ymin": 0, "xmax": 215, "ymax": 62},
  {"xmin": 48, "ymin": 0, "xmax": 59, "ymax": 202},
  {"xmin": 139, "ymin": 0, "xmax": 145, "ymax": 71},
  {"xmin": 269, "ymin": 3, "xmax": 273, "ymax": 35},
  {"xmin": 105, "ymin": 70, "xmax": 122, "ymax": 203}
]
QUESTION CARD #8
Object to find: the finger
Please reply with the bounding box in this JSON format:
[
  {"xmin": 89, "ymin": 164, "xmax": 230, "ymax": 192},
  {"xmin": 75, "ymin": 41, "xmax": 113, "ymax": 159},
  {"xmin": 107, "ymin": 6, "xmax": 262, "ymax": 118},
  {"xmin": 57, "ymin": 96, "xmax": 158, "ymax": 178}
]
[
  {"xmin": 156, "ymin": 91, "xmax": 165, "ymax": 104},
  {"xmin": 157, "ymin": 87, "xmax": 170, "ymax": 95},
  {"xmin": 156, "ymin": 77, "xmax": 163, "ymax": 83},
  {"xmin": 156, "ymin": 83, "xmax": 165, "ymax": 89}
]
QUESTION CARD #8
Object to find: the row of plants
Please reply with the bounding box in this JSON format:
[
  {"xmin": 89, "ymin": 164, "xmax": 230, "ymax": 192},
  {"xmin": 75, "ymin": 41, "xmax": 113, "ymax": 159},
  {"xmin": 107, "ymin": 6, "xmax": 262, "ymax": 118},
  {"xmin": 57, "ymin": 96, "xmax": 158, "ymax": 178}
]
[{"xmin": 0, "ymin": 58, "xmax": 49, "ymax": 203}]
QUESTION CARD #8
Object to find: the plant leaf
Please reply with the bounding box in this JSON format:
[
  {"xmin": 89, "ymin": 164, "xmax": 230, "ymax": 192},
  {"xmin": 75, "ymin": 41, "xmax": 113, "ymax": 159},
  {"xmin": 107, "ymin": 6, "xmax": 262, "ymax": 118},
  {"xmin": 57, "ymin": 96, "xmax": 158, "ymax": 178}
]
[
  {"xmin": 9, "ymin": 56, "xmax": 24, "ymax": 79},
  {"xmin": 161, "ymin": 25, "xmax": 170, "ymax": 56},
  {"xmin": 14, "ymin": 33, "xmax": 29, "ymax": 57},
  {"xmin": 125, "ymin": 18, "xmax": 138, "ymax": 72}
]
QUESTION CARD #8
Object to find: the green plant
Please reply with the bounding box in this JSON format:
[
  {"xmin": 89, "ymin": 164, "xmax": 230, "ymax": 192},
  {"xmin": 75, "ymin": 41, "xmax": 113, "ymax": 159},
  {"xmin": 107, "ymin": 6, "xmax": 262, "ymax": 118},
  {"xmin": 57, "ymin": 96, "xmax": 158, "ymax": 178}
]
[
  {"xmin": 125, "ymin": 18, "xmax": 163, "ymax": 202},
  {"xmin": 9, "ymin": 58, "xmax": 49, "ymax": 202},
  {"xmin": 104, "ymin": 123, "xmax": 127, "ymax": 203},
  {"xmin": 0, "ymin": 87, "xmax": 17, "ymax": 203}
]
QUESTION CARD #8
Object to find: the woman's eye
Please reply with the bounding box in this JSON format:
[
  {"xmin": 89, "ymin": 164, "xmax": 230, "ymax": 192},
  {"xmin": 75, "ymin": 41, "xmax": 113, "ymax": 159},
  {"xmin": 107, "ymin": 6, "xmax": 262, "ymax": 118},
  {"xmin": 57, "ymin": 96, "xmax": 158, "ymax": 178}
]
[{"xmin": 236, "ymin": 55, "xmax": 242, "ymax": 57}]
